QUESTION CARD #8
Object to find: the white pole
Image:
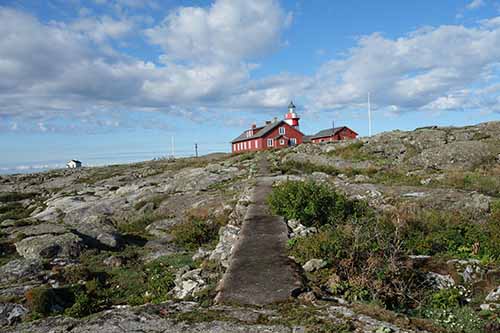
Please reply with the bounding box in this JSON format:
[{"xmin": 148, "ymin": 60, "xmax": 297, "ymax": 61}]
[
  {"xmin": 368, "ymin": 92, "xmax": 372, "ymax": 137},
  {"xmin": 171, "ymin": 135, "xmax": 175, "ymax": 157}
]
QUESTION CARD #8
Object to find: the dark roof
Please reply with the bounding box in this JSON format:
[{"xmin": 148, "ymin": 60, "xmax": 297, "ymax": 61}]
[
  {"xmin": 231, "ymin": 120, "xmax": 304, "ymax": 143},
  {"xmin": 310, "ymin": 126, "xmax": 358, "ymax": 140},
  {"xmin": 288, "ymin": 101, "xmax": 295, "ymax": 109},
  {"xmin": 68, "ymin": 160, "xmax": 81, "ymax": 164}
]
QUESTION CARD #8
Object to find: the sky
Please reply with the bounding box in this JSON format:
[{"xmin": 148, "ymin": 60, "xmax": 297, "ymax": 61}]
[{"xmin": 1, "ymin": 0, "xmax": 500, "ymax": 174}]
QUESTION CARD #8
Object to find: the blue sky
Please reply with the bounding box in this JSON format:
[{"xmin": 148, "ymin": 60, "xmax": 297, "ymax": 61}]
[{"xmin": 1, "ymin": 0, "xmax": 500, "ymax": 173}]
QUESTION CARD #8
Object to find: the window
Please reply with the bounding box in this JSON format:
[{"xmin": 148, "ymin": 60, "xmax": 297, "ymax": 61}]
[
  {"xmin": 279, "ymin": 139, "xmax": 285, "ymax": 145},
  {"xmin": 267, "ymin": 139, "xmax": 273, "ymax": 147},
  {"xmin": 243, "ymin": 142, "xmax": 247, "ymax": 150},
  {"xmin": 290, "ymin": 138, "xmax": 297, "ymax": 145},
  {"xmin": 255, "ymin": 140, "xmax": 259, "ymax": 148},
  {"xmin": 279, "ymin": 127, "xmax": 285, "ymax": 135}
]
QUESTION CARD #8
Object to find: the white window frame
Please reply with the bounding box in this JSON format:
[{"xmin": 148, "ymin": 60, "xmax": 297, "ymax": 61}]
[
  {"xmin": 255, "ymin": 140, "xmax": 259, "ymax": 148},
  {"xmin": 244, "ymin": 142, "xmax": 247, "ymax": 150},
  {"xmin": 279, "ymin": 127, "xmax": 285, "ymax": 135},
  {"xmin": 267, "ymin": 139, "xmax": 274, "ymax": 147},
  {"xmin": 290, "ymin": 138, "xmax": 297, "ymax": 145}
]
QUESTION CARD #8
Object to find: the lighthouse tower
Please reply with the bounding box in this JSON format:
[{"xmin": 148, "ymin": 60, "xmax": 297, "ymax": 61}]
[{"xmin": 284, "ymin": 101, "xmax": 300, "ymax": 129}]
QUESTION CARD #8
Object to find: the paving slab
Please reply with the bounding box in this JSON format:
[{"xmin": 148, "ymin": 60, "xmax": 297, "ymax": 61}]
[{"xmin": 215, "ymin": 157, "xmax": 304, "ymax": 305}]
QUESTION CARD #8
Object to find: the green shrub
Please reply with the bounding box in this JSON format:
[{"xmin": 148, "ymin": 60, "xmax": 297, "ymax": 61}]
[
  {"xmin": 64, "ymin": 289, "xmax": 94, "ymax": 318},
  {"xmin": 26, "ymin": 286, "xmax": 75, "ymax": 315},
  {"xmin": 429, "ymin": 288, "xmax": 463, "ymax": 309},
  {"xmin": 170, "ymin": 218, "xmax": 219, "ymax": 250},
  {"xmin": 268, "ymin": 181, "xmax": 366, "ymax": 227}
]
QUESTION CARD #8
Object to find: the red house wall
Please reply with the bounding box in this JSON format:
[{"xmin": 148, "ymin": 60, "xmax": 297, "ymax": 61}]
[
  {"xmin": 232, "ymin": 123, "xmax": 303, "ymax": 153},
  {"xmin": 311, "ymin": 128, "xmax": 357, "ymax": 143}
]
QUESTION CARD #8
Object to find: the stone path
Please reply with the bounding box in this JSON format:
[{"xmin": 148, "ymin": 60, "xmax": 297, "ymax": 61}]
[{"xmin": 215, "ymin": 156, "xmax": 303, "ymax": 305}]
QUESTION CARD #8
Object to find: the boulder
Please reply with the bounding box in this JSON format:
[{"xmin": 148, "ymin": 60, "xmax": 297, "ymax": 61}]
[
  {"xmin": 171, "ymin": 268, "xmax": 206, "ymax": 300},
  {"xmin": 426, "ymin": 272, "xmax": 455, "ymax": 289},
  {"xmin": 0, "ymin": 259, "xmax": 43, "ymax": 284},
  {"xmin": 485, "ymin": 286, "xmax": 500, "ymax": 303},
  {"xmin": 302, "ymin": 259, "xmax": 327, "ymax": 272},
  {"xmin": 15, "ymin": 223, "xmax": 68, "ymax": 237},
  {"xmin": 70, "ymin": 215, "xmax": 121, "ymax": 249},
  {"xmin": 0, "ymin": 303, "xmax": 28, "ymax": 327},
  {"xmin": 15, "ymin": 233, "xmax": 84, "ymax": 260},
  {"xmin": 209, "ymin": 224, "xmax": 240, "ymax": 268}
]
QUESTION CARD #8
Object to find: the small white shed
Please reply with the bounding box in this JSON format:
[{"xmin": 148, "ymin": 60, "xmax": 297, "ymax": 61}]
[{"xmin": 66, "ymin": 160, "xmax": 82, "ymax": 169}]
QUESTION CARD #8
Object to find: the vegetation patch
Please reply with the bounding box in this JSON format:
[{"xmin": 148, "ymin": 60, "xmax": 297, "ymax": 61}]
[
  {"xmin": 326, "ymin": 141, "xmax": 373, "ymax": 161},
  {"xmin": 0, "ymin": 192, "xmax": 37, "ymax": 203},
  {"xmin": 269, "ymin": 180, "xmax": 500, "ymax": 330},
  {"xmin": 170, "ymin": 217, "xmax": 221, "ymax": 250},
  {"xmin": 439, "ymin": 169, "xmax": 500, "ymax": 197},
  {"xmin": 268, "ymin": 181, "xmax": 367, "ymax": 227}
]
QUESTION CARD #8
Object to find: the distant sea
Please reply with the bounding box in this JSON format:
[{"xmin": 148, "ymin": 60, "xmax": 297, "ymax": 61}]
[{"xmin": 0, "ymin": 148, "xmax": 227, "ymax": 176}]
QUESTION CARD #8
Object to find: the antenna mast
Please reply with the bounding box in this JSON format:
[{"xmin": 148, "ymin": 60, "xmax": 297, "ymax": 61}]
[
  {"xmin": 368, "ymin": 92, "xmax": 372, "ymax": 137},
  {"xmin": 171, "ymin": 135, "xmax": 175, "ymax": 158}
]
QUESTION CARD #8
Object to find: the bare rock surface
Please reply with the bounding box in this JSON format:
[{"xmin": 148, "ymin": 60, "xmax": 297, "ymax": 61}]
[
  {"xmin": 0, "ymin": 259, "xmax": 43, "ymax": 284},
  {"xmin": 15, "ymin": 233, "xmax": 84, "ymax": 259}
]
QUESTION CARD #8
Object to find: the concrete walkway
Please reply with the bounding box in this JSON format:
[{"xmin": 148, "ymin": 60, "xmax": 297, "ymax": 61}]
[{"xmin": 215, "ymin": 156, "xmax": 303, "ymax": 305}]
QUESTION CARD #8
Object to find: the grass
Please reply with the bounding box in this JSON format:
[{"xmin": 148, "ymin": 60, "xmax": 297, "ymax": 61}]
[
  {"xmin": 325, "ymin": 141, "xmax": 373, "ymax": 161},
  {"xmin": 0, "ymin": 192, "xmax": 37, "ymax": 203},
  {"xmin": 55, "ymin": 251, "xmax": 196, "ymax": 318},
  {"xmin": 438, "ymin": 169, "xmax": 500, "ymax": 197}
]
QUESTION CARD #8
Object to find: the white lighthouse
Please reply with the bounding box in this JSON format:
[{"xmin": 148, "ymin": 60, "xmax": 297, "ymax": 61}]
[{"xmin": 284, "ymin": 101, "xmax": 300, "ymax": 129}]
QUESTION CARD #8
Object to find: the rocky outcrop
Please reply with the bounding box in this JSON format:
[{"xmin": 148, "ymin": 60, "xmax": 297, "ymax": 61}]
[
  {"xmin": 0, "ymin": 303, "xmax": 28, "ymax": 327},
  {"xmin": 15, "ymin": 233, "xmax": 84, "ymax": 260},
  {"xmin": 209, "ymin": 224, "xmax": 240, "ymax": 268},
  {"xmin": 0, "ymin": 259, "xmax": 43, "ymax": 284}
]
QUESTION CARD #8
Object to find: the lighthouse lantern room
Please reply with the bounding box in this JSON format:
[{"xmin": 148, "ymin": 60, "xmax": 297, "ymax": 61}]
[{"xmin": 284, "ymin": 101, "xmax": 300, "ymax": 129}]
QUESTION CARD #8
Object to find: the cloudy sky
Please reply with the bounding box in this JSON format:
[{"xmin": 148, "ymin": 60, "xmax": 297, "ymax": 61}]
[{"xmin": 1, "ymin": 0, "xmax": 500, "ymax": 173}]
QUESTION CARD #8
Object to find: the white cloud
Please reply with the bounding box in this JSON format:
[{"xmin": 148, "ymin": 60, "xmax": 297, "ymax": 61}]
[
  {"xmin": 467, "ymin": 0, "xmax": 485, "ymax": 10},
  {"xmin": 145, "ymin": 0, "xmax": 290, "ymax": 63},
  {"xmin": 309, "ymin": 20, "xmax": 500, "ymax": 113},
  {"xmin": 71, "ymin": 15, "xmax": 134, "ymax": 42},
  {"xmin": 0, "ymin": 2, "xmax": 294, "ymax": 132},
  {"xmin": 1, "ymin": 2, "xmax": 500, "ymax": 134}
]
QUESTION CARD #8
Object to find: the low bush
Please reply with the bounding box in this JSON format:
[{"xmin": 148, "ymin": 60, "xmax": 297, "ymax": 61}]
[
  {"xmin": 268, "ymin": 181, "xmax": 367, "ymax": 227},
  {"xmin": 26, "ymin": 286, "xmax": 75, "ymax": 316},
  {"xmin": 170, "ymin": 217, "xmax": 220, "ymax": 250}
]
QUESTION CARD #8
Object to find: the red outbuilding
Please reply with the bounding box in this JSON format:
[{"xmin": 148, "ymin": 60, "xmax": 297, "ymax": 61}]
[
  {"xmin": 231, "ymin": 102, "xmax": 304, "ymax": 153},
  {"xmin": 309, "ymin": 127, "xmax": 358, "ymax": 143}
]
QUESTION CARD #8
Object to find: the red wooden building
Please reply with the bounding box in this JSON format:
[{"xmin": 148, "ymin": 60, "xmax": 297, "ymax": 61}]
[
  {"xmin": 231, "ymin": 101, "xmax": 358, "ymax": 153},
  {"xmin": 231, "ymin": 102, "xmax": 304, "ymax": 153},
  {"xmin": 309, "ymin": 126, "xmax": 358, "ymax": 143}
]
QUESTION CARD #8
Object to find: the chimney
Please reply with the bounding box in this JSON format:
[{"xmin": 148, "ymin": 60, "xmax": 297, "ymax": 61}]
[
  {"xmin": 273, "ymin": 117, "xmax": 278, "ymax": 123},
  {"xmin": 265, "ymin": 120, "xmax": 271, "ymax": 125},
  {"xmin": 251, "ymin": 123, "xmax": 257, "ymax": 129}
]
